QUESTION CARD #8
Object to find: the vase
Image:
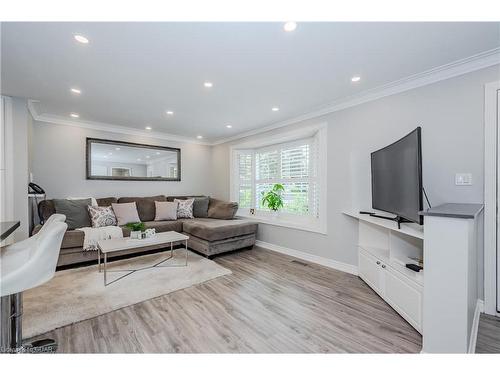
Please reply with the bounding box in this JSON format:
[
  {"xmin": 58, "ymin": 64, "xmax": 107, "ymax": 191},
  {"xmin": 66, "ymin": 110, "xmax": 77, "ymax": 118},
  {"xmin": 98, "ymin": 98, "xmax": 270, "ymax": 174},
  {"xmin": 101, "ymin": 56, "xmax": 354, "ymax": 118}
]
[{"xmin": 130, "ymin": 231, "xmax": 141, "ymax": 239}]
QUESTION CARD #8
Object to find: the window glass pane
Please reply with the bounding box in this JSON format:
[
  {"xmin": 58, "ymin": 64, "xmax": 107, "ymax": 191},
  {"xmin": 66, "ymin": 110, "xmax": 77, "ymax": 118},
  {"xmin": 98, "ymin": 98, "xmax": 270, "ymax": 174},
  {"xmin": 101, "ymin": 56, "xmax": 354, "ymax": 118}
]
[
  {"xmin": 282, "ymin": 182, "xmax": 309, "ymax": 214},
  {"xmin": 239, "ymin": 185, "xmax": 252, "ymax": 208},
  {"xmin": 281, "ymin": 144, "xmax": 309, "ymax": 179},
  {"xmin": 238, "ymin": 153, "xmax": 252, "ymax": 181},
  {"xmin": 256, "ymin": 151, "xmax": 279, "ymax": 180}
]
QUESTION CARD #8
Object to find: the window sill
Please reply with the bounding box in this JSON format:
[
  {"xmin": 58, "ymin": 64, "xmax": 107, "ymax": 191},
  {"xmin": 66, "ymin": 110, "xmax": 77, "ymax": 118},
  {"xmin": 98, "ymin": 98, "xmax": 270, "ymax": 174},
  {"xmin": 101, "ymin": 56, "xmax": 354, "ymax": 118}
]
[{"xmin": 236, "ymin": 214, "xmax": 327, "ymax": 235}]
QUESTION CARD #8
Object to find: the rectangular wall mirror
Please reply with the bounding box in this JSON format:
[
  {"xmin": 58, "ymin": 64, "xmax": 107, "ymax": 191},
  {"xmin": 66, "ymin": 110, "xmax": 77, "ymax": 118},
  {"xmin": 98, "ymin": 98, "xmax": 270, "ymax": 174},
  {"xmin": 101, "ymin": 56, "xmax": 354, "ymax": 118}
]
[{"xmin": 86, "ymin": 138, "xmax": 181, "ymax": 181}]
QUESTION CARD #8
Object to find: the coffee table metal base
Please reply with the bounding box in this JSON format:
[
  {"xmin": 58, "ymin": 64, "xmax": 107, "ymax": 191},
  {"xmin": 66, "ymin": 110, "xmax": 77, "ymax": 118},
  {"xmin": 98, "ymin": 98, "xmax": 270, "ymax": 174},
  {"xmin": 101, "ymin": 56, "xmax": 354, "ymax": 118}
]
[{"xmin": 98, "ymin": 239, "xmax": 188, "ymax": 286}]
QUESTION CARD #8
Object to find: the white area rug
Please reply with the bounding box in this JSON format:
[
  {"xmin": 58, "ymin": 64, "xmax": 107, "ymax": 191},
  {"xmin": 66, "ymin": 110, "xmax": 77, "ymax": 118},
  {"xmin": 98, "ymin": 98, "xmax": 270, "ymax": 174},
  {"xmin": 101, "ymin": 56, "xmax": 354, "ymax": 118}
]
[{"xmin": 23, "ymin": 249, "xmax": 231, "ymax": 338}]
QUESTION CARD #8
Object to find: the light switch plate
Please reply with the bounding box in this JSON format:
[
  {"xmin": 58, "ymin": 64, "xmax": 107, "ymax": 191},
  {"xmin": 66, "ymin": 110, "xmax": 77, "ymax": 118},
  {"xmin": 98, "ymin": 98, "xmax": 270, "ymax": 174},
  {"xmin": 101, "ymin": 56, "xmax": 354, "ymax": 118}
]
[{"xmin": 455, "ymin": 173, "xmax": 472, "ymax": 185}]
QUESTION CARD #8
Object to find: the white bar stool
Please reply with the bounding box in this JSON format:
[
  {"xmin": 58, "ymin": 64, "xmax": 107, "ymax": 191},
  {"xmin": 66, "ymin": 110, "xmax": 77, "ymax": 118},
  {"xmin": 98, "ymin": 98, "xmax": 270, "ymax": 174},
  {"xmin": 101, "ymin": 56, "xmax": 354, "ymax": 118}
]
[{"xmin": 0, "ymin": 214, "xmax": 67, "ymax": 353}]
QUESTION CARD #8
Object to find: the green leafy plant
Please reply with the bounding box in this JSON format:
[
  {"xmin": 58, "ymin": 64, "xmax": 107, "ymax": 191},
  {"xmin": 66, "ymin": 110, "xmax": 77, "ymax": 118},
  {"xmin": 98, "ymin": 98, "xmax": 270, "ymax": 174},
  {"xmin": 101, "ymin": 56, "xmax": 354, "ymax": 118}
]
[
  {"xmin": 125, "ymin": 222, "xmax": 146, "ymax": 232},
  {"xmin": 261, "ymin": 183, "xmax": 285, "ymax": 212}
]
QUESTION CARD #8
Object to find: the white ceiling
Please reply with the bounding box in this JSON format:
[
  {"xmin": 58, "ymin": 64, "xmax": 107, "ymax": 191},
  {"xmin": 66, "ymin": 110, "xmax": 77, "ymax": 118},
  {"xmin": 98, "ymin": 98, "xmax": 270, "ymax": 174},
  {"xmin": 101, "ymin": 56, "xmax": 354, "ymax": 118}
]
[{"xmin": 2, "ymin": 22, "xmax": 499, "ymax": 143}]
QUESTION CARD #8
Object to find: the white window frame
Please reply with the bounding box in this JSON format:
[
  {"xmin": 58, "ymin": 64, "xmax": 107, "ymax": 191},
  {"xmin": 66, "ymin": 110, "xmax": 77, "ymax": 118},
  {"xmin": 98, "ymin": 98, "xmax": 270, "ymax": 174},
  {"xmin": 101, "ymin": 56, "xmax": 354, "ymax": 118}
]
[{"xmin": 230, "ymin": 122, "xmax": 327, "ymax": 234}]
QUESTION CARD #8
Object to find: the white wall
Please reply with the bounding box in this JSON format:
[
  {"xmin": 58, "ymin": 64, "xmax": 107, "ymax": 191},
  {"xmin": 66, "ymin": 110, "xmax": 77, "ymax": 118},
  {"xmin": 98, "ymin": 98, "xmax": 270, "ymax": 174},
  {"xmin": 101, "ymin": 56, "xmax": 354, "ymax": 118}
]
[
  {"xmin": 31, "ymin": 121, "xmax": 213, "ymax": 199},
  {"xmin": 211, "ymin": 66, "xmax": 500, "ymax": 278},
  {"xmin": 1, "ymin": 96, "xmax": 30, "ymax": 241}
]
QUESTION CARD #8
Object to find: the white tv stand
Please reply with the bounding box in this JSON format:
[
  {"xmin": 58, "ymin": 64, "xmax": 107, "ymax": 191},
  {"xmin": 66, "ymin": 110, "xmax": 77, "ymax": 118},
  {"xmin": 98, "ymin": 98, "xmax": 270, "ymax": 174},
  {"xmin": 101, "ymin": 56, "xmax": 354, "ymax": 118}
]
[
  {"xmin": 343, "ymin": 210, "xmax": 424, "ymax": 333},
  {"xmin": 345, "ymin": 204, "xmax": 484, "ymax": 352}
]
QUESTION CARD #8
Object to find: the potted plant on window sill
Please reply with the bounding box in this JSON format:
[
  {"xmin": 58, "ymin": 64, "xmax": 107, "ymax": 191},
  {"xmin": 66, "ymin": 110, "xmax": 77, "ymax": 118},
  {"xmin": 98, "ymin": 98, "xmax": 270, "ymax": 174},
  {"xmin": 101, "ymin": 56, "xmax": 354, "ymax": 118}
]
[{"xmin": 261, "ymin": 183, "xmax": 285, "ymax": 218}]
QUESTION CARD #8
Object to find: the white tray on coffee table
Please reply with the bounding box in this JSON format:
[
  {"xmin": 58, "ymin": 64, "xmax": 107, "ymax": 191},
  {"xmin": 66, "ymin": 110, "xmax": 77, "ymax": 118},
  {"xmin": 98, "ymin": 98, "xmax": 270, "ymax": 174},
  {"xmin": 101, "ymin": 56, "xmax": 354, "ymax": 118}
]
[{"xmin": 97, "ymin": 231, "xmax": 189, "ymax": 286}]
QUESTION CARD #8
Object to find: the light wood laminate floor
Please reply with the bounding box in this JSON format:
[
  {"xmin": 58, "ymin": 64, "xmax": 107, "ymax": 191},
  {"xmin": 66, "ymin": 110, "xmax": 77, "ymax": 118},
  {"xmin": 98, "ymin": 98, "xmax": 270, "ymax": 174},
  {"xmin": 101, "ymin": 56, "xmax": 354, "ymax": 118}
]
[
  {"xmin": 476, "ymin": 313, "xmax": 500, "ymax": 353},
  {"xmin": 35, "ymin": 247, "xmax": 422, "ymax": 353}
]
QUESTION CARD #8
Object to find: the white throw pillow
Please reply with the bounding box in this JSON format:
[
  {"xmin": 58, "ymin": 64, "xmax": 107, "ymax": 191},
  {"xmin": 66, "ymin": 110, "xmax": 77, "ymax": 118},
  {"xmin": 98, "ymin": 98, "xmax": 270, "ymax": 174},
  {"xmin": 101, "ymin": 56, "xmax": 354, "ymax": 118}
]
[
  {"xmin": 174, "ymin": 198, "xmax": 195, "ymax": 219},
  {"xmin": 154, "ymin": 201, "xmax": 178, "ymax": 221},
  {"xmin": 111, "ymin": 202, "xmax": 141, "ymax": 225}
]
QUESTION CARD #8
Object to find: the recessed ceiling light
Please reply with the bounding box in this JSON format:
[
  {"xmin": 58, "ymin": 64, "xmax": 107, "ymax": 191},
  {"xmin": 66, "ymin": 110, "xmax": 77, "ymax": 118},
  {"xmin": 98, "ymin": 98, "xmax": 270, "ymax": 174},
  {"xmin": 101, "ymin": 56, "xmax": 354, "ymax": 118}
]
[
  {"xmin": 137, "ymin": 158, "xmax": 142, "ymax": 162},
  {"xmin": 351, "ymin": 76, "xmax": 361, "ymax": 82},
  {"xmin": 156, "ymin": 152, "xmax": 161, "ymax": 155},
  {"xmin": 146, "ymin": 155, "xmax": 150, "ymax": 159},
  {"xmin": 103, "ymin": 155, "xmax": 108, "ymax": 158},
  {"xmin": 74, "ymin": 35, "xmax": 89, "ymax": 44},
  {"xmin": 203, "ymin": 82, "xmax": 213, "ymax": 88},
  {"xmin": 166, "ymin": 110, "xmax": 174, "ymax": 115},
  {"xmin": 283, "ymin": 22, "xmax": 297, "ymax": 32},
  {"xmin": 196, "ymin": 135, "xmax": 203, "ymax": 139},
  {"xmin": 115, "ymin": 147, "xmax": 121, "ymax": 151},
  {"xmin": 70, "ymin": 88, "xmax": 81, "ymax": 94},
  {"xmin": 70, "ymin": 113, "xmax": 79, "ymax": 118},
  {"xmin": 271, "ymin": 107, "xmax": 280, "ymax": 112},
  {"xmin": 226, "ymin": 125, "xmax": 232, "ymax": 129},
  {"xmin": 108, "ymin": 152, "xmax": 113, "ymax": 155},
  {"xmin": 145, "ymin": 126, "xmax": 152, "ymax": 130}
]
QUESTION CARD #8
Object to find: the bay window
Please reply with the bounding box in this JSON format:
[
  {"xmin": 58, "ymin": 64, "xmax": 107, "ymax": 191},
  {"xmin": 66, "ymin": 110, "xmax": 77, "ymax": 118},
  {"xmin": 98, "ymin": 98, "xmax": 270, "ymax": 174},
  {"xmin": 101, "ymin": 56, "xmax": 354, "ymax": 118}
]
[{"xmin": 231, "ymin": 124, "xmax": 326, "ymax": 234}]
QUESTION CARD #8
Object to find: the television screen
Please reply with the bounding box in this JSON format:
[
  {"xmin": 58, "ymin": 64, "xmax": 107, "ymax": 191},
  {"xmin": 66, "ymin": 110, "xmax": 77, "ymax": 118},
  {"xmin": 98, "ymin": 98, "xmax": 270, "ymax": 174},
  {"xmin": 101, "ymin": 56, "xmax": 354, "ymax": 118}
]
[{"xmin": 371, "ymin": 127, "xmax": 423, "ymax": 224}]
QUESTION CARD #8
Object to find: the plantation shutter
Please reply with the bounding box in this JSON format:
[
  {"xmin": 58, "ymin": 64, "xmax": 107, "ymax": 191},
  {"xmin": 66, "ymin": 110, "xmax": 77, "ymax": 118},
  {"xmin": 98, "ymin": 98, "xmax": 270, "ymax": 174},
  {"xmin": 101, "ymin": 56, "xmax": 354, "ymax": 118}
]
[{"xmin": 234, "ymin": 135, "xmax": 319, "ymax": 218}]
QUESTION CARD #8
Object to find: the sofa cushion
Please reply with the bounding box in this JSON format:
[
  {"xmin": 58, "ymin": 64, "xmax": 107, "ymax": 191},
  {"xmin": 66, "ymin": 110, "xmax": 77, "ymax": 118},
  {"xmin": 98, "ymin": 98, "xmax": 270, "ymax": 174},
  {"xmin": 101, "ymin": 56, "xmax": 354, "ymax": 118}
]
[
  {"xmin": 88, "ymin": 205, "xmax": 118, "ymax": 227},
  {"xmin": 175, "ymin": 198, "xmax": 194, "ymax": 219},
  {"xmin": 121, "ymin": 220, "xmax": 183, "ymax": 236},
  {"xmin": 207, "ymin": 198, "xmax": 238, "ymax": 219},
  {"xmin": 112, "ymin": 202, "xmax": 141, "ymax": 225},
  {"xmin": 97, "ymin": 197, "xmax": 118, "ymax": 206},
  {"xmin": 182, "ymin": 218, "xmax": 258, "ymax": 242},
  {"xmin": 39, "ymin": 197, "xmax": 118, "ymax": 223},
  {"xmin": 154, "ymin": 201, "xmax": 178, "ymax": 221},
  {"xmin": 118, "ymin": 195, "xmax": 166, "ymax": 222},
  {"xmin": 53, "ymin": 198, "xmax": 92, "ymax": 230},
  {"xmin": 61, "ymin": 229, "xmax": 86, "ymax": 249},
  {"xmin": 32, "ymin": 225, "xmax": 85, "ymax": 249},
  {"xmin": 167, "ymin": 196, "xmax": 209, "ymax": 218}
]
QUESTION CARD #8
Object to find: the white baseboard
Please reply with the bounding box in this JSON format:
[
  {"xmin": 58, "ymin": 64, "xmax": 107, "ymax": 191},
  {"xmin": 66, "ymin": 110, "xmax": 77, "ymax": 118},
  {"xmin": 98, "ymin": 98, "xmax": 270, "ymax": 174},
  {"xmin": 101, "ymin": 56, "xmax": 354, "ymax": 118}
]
[
  {"xmin": 255, "ymin": 240, "xmax": 358, "ymax": 275},
  {"xmin": 469, "ymin": 299, "xmax": 484, "ymax": 353}
]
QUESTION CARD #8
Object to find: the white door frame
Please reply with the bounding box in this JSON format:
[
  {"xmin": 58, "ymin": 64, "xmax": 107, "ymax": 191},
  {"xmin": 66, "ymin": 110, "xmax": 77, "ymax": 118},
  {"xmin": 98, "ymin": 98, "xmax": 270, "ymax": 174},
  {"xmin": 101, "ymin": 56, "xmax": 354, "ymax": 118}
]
[{"xmin": 484, "ymin": 80, "xmax": 500, "ymax": 316}]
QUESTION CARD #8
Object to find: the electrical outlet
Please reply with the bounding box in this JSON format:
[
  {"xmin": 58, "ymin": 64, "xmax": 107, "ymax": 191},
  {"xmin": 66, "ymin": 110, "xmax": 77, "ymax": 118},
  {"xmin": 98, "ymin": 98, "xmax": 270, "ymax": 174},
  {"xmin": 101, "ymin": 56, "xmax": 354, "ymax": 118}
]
[{"xmin": 455, "ymin": 173, "xmax": 472, "ymax": 186}]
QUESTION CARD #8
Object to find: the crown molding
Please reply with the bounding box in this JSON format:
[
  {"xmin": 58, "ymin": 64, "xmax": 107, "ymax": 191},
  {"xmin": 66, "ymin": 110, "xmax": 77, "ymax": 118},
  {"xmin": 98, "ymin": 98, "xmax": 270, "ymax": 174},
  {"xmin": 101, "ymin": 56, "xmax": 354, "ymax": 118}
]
[
  {"xmin": 211, "ymin": 47, "xmax": 500, "ymax": 145},
  {"xmin": 27, "ymin": 100, "xmax": 211, "ymax": 146}
]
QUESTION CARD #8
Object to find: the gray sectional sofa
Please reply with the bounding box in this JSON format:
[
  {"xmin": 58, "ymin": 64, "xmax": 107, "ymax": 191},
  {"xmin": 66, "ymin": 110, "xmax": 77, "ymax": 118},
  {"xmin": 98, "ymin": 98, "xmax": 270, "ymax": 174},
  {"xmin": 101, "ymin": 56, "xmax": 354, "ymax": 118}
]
[{"xmin": 34, "ymin": 195, "xmax": 258, "ymax": 267}]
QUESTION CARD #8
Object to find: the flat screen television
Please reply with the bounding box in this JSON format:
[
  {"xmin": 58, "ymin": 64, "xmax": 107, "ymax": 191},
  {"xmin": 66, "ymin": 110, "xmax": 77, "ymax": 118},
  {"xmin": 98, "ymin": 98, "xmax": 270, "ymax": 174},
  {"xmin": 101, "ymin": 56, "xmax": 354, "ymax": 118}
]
[{"xmin": 371, "ymin": 127, "xmax": 423, "ymax": 225}]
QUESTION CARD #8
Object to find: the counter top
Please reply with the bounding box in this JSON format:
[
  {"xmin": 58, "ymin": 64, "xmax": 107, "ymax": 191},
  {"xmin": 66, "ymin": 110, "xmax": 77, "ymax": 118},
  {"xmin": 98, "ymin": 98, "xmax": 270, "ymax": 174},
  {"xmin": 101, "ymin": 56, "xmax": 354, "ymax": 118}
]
[
  {"xmin": 0, "ymin": 221, "xmax": 20, "ymax": 241},
  {"xmin": 419, "ymin": 203, "xmax": 484, "ymax": 219}
]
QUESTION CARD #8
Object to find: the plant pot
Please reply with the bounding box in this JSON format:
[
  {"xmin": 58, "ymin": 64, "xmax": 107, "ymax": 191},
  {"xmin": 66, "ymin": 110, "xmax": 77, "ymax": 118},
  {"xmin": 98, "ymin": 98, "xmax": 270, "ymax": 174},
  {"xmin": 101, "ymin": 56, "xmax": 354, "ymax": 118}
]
[{"xmin": 130, "ymin": 231, "xmax": 141, "ymax": 239}]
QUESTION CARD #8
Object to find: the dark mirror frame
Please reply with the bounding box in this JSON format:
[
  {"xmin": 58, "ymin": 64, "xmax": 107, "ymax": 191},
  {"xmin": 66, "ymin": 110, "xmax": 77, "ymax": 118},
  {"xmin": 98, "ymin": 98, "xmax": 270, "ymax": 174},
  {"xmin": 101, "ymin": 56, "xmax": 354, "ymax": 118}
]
[{"xmin": 86, "ymin": 138, "xmax": 181, "ymax": 181}]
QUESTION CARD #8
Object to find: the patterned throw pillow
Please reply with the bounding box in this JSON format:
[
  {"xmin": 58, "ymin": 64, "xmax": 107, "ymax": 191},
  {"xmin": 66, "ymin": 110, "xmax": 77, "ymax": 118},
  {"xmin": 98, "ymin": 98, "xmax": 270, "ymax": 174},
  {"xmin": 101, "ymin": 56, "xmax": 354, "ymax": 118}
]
[
  {"xmin": 174, "ymin": 198, "xmax": 195, "ymax": 219},
  {"xmin": 87, "ymin": 206, "xmax": 118, "ymax": 228}
]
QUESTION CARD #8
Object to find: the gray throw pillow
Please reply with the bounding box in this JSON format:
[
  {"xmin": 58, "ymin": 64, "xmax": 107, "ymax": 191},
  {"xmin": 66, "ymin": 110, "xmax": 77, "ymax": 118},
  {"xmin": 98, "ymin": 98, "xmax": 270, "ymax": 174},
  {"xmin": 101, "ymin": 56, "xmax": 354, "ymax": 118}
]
[
  {"xmin": 53, "ymin": 198, "xmax": 92, "ymax": 230},
  {"xmin": 193, "ymin": 196, "xmax": 210, "ymax": 218}
]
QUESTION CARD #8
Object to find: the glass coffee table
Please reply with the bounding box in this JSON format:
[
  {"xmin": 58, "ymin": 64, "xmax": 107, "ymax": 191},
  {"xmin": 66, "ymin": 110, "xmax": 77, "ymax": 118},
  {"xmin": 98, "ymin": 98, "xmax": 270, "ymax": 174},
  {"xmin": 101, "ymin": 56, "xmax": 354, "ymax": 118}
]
[{"xmin": 97, "ymin": 231, "xmax": 189, "ymax": 286}]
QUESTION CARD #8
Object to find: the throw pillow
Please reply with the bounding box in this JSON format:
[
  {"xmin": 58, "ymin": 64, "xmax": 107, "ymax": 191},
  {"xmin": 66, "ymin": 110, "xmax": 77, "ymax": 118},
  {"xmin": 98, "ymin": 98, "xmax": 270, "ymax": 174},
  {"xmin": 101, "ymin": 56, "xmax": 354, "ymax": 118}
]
[
  {"xmin": 88, "ymin": 206, "xmax": 117, "ymax": 228},
  {"xmin": 193, "ymin": 196, "xmax": 210, "ymax": 218},
  {"xmin": 174, "ymin": 198, "xmax": 195, "ymax": 219},
  {"xmin": 207, "ymin": 198, "xmax": 239, "ymax": 219},
  {"xmin": 111, "ymin": 202, "xmax": 141, "ymax": 226},
  {"xmin": 154, "ymin": 201, "xmax": 178, "ymax": 221},
  {"xmin": 53, "ymin": 198, "xmax": 92, "ymax": 230}
]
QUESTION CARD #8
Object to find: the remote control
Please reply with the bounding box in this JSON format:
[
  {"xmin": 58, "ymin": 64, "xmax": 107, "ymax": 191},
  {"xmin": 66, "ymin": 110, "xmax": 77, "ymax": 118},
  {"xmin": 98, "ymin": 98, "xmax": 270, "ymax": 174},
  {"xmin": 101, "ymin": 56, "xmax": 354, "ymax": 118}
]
[{"xmin": 406, "ymin": 264, "xmax": 423, "ymax": 272}]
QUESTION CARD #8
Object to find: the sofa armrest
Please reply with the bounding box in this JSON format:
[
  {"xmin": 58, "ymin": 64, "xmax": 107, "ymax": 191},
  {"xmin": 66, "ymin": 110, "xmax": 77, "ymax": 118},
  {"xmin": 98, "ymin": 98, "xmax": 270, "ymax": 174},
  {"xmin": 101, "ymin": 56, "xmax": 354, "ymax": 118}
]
[
  {"xmin": 208, "ymin": 198, "xmax": 239, "ymax": 219},
  {"xmin": 32, "ymin": 224, "xmax": 43, "ymax": 236}
]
